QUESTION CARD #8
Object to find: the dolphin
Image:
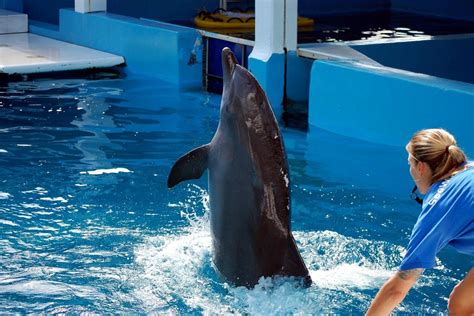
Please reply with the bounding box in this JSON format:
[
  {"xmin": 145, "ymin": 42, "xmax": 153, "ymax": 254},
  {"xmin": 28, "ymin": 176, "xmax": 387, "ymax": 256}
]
[{"xmin": 167, "ymin": 47, "xmax": 311, "ymax": 287}]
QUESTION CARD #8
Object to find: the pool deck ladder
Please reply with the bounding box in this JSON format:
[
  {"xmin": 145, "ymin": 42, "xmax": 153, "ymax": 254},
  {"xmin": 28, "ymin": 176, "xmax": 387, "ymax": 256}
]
[{"xmin": 0, "ymin": 8, "xmax": 124, "ymax": 75}]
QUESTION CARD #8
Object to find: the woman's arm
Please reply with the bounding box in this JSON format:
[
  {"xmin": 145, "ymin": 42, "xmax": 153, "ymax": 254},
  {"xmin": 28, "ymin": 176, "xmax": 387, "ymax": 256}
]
[{"xmin": 366, "ymin": 269, "xmax": 423, "ymax": 316}]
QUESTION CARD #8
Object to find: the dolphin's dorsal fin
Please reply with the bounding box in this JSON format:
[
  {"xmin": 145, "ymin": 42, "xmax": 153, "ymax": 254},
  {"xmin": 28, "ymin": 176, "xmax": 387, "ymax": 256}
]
[{"xmin": 167, "ymin": 144, "xmax": 210, "ymax": 188}]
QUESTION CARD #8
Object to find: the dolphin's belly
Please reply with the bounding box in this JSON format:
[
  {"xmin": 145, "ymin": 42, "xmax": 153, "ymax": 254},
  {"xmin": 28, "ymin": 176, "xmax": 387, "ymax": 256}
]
[
  {"xmin": 208, "ymin": 158, "xmax": 265, "ymax": 284},
  {"xmin": 207, "ymin": 146, "xmax": 292, "ymax": 286}
]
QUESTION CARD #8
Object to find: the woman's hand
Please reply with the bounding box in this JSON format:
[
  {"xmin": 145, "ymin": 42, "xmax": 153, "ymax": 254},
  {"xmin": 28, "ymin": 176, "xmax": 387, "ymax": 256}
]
[{"xmin": 366, "ymin": 269, "xmax": 423, "ymax": 316}]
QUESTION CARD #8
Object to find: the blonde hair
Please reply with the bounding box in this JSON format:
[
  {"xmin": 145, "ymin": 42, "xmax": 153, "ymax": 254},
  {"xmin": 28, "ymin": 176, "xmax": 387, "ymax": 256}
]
[{"xmin": 407, "ymin": 128, "xmax": 467, "ymax": 185}]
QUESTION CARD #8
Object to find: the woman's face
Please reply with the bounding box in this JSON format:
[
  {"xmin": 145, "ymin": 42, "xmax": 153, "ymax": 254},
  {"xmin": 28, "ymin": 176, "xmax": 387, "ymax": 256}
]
[
  {"xmin": 407, "ymin": 151, "xmax": 431, "ymax": 194},
  {"xmin": 408, "ymin": 154, "xmax": 419, "ymax": 182}
]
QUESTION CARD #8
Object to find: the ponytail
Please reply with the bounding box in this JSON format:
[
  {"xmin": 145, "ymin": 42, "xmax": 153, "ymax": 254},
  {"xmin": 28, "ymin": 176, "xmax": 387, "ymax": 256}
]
[{"xmin": 408, "ymin": 129, "xmax": 467, "ymax": 185}]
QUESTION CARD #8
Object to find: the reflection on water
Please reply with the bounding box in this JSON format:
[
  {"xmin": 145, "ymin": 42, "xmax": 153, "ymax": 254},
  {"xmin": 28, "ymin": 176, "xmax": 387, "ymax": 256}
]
[
  {"xmin": 189, "ymin": 10, "xmax": 474, "ymax": 43},
  {"xmin": 0, "ymin": 71, "xmax": 470, "ymax": 314}
]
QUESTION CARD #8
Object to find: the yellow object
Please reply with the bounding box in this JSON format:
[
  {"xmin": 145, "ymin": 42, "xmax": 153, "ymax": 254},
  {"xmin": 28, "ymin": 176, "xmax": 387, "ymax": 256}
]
[{"xmin": 195, "ymin": 11, "xmax": 314, "ymax": 30}]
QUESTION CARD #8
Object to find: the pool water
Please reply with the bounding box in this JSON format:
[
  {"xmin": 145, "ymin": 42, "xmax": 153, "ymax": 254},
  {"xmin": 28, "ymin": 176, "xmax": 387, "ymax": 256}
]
[
  {"xmin": 191, "ymin": 10, "xmax": 474, "ymax": 43},
  {"xmin": 299, "ymin": 10, "xmax": 474, "ymax": 43},
  {"xmin": 0, "ymin": 70, "xmax": 471, "ymax": 314}
]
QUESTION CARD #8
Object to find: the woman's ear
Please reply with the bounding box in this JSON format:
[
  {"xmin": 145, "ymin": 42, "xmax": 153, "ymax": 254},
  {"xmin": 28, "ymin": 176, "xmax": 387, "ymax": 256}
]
[
  {"xmin": 419, "ymin": 161, "xmax": 432, "ymax": 177},
  {"xmin": 418, "ymin": 161, "xmax": 427, "ymax": 175}
]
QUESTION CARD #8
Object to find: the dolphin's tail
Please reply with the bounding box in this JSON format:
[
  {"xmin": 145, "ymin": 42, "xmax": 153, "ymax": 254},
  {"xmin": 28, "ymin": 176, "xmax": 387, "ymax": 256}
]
[{"xmin": 280, "ymin": 235, "xmax": 312, "ymax": 287}]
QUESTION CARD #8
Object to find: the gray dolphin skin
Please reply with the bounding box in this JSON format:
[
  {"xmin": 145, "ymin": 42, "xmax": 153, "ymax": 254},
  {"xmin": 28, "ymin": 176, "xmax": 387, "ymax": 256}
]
[{"xmin": 167, "ymin": 47, "xmax": 311, "ymax": 288}]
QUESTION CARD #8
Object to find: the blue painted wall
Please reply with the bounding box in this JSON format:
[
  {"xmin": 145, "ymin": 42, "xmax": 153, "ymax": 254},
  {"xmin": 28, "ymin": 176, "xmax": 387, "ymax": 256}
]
[
  {"xmin": 3, "ymin": 0, "xmax": 474, "ymax": 25},
  {"xmin": 298, "ymin": 0, "xmax": 474, "ymax": 21},
  {"xmin": 249, "ymin": 53, "xmax": 285, "ymax": 109},
  {"xmin": 24, "ymin": 0, "xmax": 73, "ymax": 24},
  {"xmin": 30, "ymin": 9, "xmax": 202, "ymax": 87},
  {"xmin": 353, "ymin": 37, "xmax": 474, "ymax": 85},
  {"xmin": 0, "ymin": 0, "xmax": 22, "ymax": 12},
  {"xmin": 392, "ymin": 0, "xmax": 474, "ymax": 22},
  {"xmin": 299, "ymin": 0, "xmax": 389, "ymax": 16},
  {"xmin": 4, "ymin": 0, "xmax": 218, "ymax": 25},
  {"xmin": 308, "ymin": 60, "xmax": 474, "ymax": 156},
  {"xmin": 108, "ymin": 0, "xmax": 219, "ymax": 23},
  {"xmin": 286, "ymin": 52, "xmax": 313, "ymax": 102},
  {"xmin": 5, "ymin": 0, "xmax": 474, "ymax": 27}
]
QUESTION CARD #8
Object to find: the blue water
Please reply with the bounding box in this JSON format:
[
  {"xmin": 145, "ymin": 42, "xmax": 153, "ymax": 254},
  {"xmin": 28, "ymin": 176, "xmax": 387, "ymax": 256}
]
[{"xmin": 0, "ymin": 71, "xmax": 471, "ymax": 314}]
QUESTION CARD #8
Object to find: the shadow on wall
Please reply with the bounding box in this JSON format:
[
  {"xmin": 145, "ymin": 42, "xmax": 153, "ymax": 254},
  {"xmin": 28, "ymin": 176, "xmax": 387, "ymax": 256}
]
[{"xmin": 353, "ymin": 37, "xmax": 474, "ymax": 85}]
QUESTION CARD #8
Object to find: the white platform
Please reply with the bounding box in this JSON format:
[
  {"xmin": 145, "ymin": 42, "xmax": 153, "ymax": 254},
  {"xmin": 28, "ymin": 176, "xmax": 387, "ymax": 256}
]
[
  {"xmin": 0, "ymin": 9, "xmax": 28, "ymax": 34},
  {"xmin": 298, "ymin": 43, "xmax": 383, "ymax": 67},
  {"xmin": 0, "ymin": 33, "xmax": 124, "ymax": 74}
]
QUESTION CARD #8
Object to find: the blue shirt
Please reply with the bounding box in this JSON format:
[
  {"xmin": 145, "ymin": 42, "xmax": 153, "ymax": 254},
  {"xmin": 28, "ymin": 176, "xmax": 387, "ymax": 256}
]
[{"xmin": 399, "ymin": 165, "xmax": 474, "ymax": 270}]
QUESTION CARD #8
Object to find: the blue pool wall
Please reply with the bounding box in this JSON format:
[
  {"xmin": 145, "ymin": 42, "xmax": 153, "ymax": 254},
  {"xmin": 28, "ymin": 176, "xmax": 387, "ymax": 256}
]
[
  {"xmin": 5, "ymin": 0, "xmax": 473, "ymax": 26},
  {"xmin": 108, "ymin": 0, "xmax": 218, "ymax": 23},
  {"xmin": 392, "ymin": 0, "xmax": 474, "ymax": 21},
  {"xmin": 286, "ymin": 52, "xmax": 313, "ymax": 103},
  {"xmin": 299, "ymin": 0, "xmax": 389, "ymax": 16},
  {"xmin": 29, "ymin": 9, "xmax": 202, "ymax": 88},
  {"xmin": 4, "ymin": 0, "xmax": 219, "ymax": 25},
  {"xmin": 353, "ymin": 37, "xmax": 474, "ymax": 85},
  {"xmin": 249, "ymin": 53, "xmax": 286, "ymax": 108},
  {"xmin": 307, "ymin": 59, "xmax": 474, "ymax": 156},
  {"xmin": 1, "ymin": 0, "xmax": 22, "ymax": 12},
  {"xmin": 298, "ymin": 0, "xmax": 474, "ymax": 21},
  {"xmin": 23, "ymin": 0, "xmax": 73, "ymax": 25}
]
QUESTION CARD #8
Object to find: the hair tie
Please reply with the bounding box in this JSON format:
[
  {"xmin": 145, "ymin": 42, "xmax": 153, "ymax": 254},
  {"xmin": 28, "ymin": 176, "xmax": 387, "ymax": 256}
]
[{"xmin": 446, "ymin": 145, "xmax": 453, "ymax": 153}]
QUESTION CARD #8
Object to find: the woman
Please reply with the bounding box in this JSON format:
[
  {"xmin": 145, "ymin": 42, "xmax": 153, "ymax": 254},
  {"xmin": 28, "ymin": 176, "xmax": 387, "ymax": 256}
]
[{"xmin": 367, "ymin": 128, "xmax": 474, "ymax": 315}]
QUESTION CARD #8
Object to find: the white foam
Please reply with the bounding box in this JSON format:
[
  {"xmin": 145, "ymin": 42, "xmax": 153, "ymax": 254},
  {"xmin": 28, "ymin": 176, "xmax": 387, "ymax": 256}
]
[
  {"xmin": 0, "ymin": 192, "xmax": 12, "ymax": 199},
  {"xmin": 21, "ymin": 203, "xmax": 44, "ymax": 209},
  {"xmin": 0, "ymin": 149, "xmax": 8, "ymax": 153},
  {"xmin": 21, "ymin": 187, "xmax": 48, "ymax": 195},
  {"xmin": 40, "ymin": 197, "xmax": 68, "ymax": 203},
  {"xmin": 310, "ymin": 263, "xmax": 393, "ymax": 290},
  {"xmin": 80, "ymin": 167, "xmax": 132, "ymax": 175},
  {"xmin": 0, "ymin": 280, "xmax": 105, "ymax": 300},
  {"xmin": 0, "ymin": 219, "xmax": 19, "ymax": 226},
  {"xmin": 123, "ymin": 186, "xmax": 406, "ymax": 314}
]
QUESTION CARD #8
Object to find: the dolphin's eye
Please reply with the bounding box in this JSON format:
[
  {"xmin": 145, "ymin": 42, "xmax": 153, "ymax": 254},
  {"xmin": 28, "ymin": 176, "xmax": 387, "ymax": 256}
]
[{"xmin": 247, "ymin": 93, "xmax": 256, "ymax": 105}]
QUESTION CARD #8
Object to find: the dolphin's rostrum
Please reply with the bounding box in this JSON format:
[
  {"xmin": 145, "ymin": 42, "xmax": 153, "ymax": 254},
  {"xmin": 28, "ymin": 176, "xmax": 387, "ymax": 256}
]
[{"xmin": 168, "ymin": 47, "xmax": 311, "ymax": 287}]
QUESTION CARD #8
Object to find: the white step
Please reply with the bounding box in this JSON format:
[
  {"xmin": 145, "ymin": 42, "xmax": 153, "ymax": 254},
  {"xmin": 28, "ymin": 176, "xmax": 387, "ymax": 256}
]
[
  {"xmin": 0, "ymin": 9, "xmax": 28, "ymax": 34},
  {"xmin": 0, "ymin": 33, "xmax": 125, "ymax": 74}
]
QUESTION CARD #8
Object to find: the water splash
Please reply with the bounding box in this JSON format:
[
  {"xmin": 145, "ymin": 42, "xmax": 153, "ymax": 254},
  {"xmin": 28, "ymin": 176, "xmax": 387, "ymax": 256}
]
[{"xmin": 124, "ymin": 186, "xmax": 408, "ymax": 314}]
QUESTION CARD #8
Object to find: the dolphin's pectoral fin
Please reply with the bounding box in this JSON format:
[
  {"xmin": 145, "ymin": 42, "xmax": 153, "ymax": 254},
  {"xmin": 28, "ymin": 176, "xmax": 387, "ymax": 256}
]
[
  {"xmin": 167, "ymin": 144, "xmax": 210, "ymax": 188},
  {"xmin": 280, "ymin": 236, "xmax": 312, "ymax": 287}
]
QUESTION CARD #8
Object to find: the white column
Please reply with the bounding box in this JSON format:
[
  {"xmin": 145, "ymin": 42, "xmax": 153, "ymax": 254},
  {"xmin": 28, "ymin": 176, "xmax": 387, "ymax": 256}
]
[
  {"xmin": 250, "ymin": 0, "xmax": 285, "ymax": 61},
  {"xmin": 285, "ymin": 0, "xmax": 298, "ymax": 52},
  {"xmin": 75, "ymin": 0, "xmax": 107, "ymax": 14},
  {"xmin": 220, "ymin": 0, "xmax": 227, "ymax": 10}
]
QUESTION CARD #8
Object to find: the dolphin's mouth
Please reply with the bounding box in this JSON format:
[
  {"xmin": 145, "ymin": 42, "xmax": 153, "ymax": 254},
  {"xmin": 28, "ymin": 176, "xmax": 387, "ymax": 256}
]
[
  {"xmin": 226, "ymin": 53, "xmax": 236, "ymax": 74},
  {"xmin": 222, "ymin": 47, "xmax": 238, "ymax": 80}
]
